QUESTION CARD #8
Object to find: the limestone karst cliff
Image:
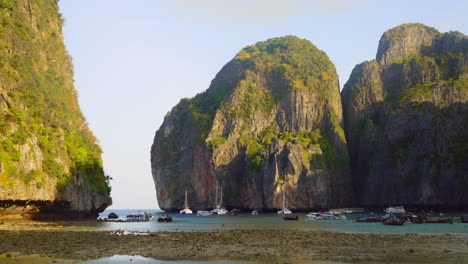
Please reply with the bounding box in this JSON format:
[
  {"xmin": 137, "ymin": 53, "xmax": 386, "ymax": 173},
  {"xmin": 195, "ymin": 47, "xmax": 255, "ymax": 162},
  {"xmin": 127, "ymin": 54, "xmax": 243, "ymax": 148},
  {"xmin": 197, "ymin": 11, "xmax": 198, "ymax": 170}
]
[
  {"xmin": 0, "ymin": 0, "xmax": 111, "ymax": 218},
  {"xmin": 342, "ymin": 23, "xmax": 467, "ymax": 208},
  {"xmin": 151, "ymin": 36, "xmax": 353, "ymax": 211}
]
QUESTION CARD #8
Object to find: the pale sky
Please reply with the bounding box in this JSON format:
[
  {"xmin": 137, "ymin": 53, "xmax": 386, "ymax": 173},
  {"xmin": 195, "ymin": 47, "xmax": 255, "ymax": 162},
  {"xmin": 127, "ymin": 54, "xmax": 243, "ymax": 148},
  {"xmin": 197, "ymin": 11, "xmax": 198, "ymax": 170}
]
[{"xmin": 58, "ymin": 0, "xmax": 467, "ymax": 209}]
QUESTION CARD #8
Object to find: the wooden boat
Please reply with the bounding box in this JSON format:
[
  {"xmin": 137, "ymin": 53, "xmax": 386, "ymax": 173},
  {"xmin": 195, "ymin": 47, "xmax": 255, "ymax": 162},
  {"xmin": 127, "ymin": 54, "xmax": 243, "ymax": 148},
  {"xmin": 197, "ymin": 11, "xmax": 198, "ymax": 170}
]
[
  {"xmin": 383, "ymin": 218, "xmax": 405, "ymax": 226},
  {"xmin": 426, "ymin": 217, "xmax": 453, "ymax": 224},
  {"xmin": 157, "ymin": 215, "xmax": 173, "ymax": 222},
  {"xmin": 283, "ymin": 215, "xmax": 299, "ymax": 220}
]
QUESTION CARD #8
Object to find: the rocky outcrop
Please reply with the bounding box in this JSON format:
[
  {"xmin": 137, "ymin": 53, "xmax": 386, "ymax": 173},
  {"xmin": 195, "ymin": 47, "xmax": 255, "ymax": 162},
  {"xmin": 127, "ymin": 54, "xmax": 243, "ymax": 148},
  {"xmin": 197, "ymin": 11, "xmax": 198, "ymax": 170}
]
[
  {"xmin": 342, "ymin": 24, "xmax": 468, "ymax": 208},
  {"xmin": 152, "ymin": 36, "xmax": 353, "ymax": 211},
  {"xmin": 0, "ymin": 0, "xmax": 111, "ymax": 218}
]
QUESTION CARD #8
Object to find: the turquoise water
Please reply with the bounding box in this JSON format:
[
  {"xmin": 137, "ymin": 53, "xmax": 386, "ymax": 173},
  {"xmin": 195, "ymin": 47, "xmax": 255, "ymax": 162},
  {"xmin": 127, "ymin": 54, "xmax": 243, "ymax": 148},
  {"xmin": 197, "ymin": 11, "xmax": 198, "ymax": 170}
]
[{"xmin": 91, "ymin": 209, "xmax": 468, "ymax": 236}]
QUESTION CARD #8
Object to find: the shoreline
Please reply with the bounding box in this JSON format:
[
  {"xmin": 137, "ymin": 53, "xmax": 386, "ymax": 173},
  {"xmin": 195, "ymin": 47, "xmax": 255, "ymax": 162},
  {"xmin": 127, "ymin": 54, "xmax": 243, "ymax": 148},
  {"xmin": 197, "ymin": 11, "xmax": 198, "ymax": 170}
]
[{"xmin": 0, "ymin": 226, "xmax": 467, "ymax": 263}]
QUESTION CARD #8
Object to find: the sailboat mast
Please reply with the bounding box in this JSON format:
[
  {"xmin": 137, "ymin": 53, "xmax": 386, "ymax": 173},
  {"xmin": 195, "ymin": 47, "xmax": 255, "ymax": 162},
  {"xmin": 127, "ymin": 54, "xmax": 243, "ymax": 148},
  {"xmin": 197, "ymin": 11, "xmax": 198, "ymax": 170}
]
[
  {"xmin": 184, "ymin": 190, "xmax": 188, "ymax": 209},
  {"xmin": 282, "ymin": 183, "xmax": 286, "ymax": 209},
  {"xmin": 214, "ymin": 181, "xmax": 218, "ymax": 208}
]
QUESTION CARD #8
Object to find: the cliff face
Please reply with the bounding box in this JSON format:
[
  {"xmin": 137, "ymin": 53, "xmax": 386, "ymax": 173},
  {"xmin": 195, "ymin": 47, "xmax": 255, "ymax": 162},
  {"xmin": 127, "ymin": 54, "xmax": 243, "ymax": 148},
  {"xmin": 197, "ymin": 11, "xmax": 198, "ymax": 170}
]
[
  {"xmin": 342, "ymin": 24, "xmax": 468, "ymax": 208},
  {"xmin": 152, "ymin": 36, "xmax": 353, "ymax": 211},
  {"xmin": 0, "ymin": 0, "xmax": 111, "ymax": 218}
]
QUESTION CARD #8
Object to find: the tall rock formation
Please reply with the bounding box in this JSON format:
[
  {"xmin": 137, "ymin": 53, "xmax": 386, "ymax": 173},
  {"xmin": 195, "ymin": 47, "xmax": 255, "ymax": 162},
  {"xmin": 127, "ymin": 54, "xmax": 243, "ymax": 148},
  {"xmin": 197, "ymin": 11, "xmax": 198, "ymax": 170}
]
[
  {"xmin": 0, "ymin": 0, "xmax": 111, "ymax": 218},
  {"xmin": 152, "ymin": 36, "xmax": 352, "ymax": 211},
  {"xmin": 342, "ymin": 23, "xmax": 467, "ymax": 208}
]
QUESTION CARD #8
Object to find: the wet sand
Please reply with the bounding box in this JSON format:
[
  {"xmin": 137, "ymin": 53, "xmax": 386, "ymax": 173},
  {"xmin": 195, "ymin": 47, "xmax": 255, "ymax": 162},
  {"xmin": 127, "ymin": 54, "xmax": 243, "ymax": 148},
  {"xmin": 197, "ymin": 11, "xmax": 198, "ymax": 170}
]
[{"xmin": 1, "ymin": 224, "xmax": 468, "ymax": 264}]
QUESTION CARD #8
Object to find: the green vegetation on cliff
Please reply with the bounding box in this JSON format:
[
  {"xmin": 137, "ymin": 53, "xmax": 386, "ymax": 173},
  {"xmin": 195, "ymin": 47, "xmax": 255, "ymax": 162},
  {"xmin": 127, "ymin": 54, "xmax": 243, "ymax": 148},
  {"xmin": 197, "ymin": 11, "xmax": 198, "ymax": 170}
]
[
  {"xmin": 152, "ymin": 36, "xmax": 351, "ymax": 210},
  {"xmin": 342, "ymin": 23, "xmax": 467, "ymax": 207},
  {"xmin": 0, "ymin": 0, "xmax": 110, "ymax": 195}
]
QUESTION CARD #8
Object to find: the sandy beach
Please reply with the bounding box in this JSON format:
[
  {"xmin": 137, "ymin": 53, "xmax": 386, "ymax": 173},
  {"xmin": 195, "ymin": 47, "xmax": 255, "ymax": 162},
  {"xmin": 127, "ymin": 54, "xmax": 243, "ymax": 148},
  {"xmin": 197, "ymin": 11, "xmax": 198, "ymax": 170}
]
[{"xmin": 1, "ymin": 220, "xmax": 467, "ymax": 263}]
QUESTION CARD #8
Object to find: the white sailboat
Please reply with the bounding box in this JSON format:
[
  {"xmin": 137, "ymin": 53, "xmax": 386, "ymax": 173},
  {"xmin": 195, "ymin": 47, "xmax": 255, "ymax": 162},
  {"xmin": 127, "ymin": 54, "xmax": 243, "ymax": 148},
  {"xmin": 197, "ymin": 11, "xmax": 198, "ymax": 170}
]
[
  {"xmin": 211, "ymin": 181, "xmax": 228, "ymax": 215},
  {"xmin": 277, "ymin": 183, "xmax": 292, "ymax": 215},
  {"xmin": 179, "ymin": 190, "xmax": 193, "ymax": 214}
]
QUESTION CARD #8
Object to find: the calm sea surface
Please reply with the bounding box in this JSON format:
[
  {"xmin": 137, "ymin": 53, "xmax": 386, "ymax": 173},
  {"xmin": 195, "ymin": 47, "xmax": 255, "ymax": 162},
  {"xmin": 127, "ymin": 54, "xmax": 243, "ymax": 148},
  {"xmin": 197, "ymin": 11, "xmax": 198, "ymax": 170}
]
[{"xmin": 72, "ymin": 209, "xmax": 468, "ymax": 236}]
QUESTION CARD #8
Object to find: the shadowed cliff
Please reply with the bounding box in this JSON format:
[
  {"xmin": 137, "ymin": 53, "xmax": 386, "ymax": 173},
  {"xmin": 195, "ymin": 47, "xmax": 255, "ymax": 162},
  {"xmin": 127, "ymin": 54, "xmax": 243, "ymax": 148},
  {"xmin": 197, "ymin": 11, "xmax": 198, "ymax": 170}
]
[{"xmin": 342, "ymin": 23, "xmax": 467, "ymax": 209}]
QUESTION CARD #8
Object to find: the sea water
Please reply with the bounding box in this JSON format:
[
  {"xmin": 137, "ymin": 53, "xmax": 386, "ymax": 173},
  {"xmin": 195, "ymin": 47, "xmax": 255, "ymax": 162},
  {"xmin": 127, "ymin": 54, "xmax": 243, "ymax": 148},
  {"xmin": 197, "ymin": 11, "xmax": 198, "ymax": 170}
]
[{"xmin": 78, "ymin": 209, "xmax": 468, "ymax": 236}]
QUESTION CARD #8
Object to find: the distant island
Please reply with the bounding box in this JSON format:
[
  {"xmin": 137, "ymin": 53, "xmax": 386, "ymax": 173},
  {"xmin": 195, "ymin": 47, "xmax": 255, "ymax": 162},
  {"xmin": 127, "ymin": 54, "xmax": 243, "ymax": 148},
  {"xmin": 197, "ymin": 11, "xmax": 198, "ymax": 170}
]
[{"xmin": 151, "ymin": 23, "xmax": 467, "ymax": 212}]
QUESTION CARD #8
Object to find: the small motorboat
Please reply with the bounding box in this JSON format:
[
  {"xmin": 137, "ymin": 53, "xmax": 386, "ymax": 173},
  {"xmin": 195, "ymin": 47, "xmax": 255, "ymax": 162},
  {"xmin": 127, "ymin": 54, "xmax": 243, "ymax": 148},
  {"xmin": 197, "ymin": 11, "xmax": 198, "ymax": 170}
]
[
  {"xmin": 383, "ymin": 218, "xmax": 405, "ymax": 226},
  {"xmin": 321, "ymin": 212, "xmax": 346, "ymax": 220},
  {"xmin": 283, "ymin": 215, "xmax": 299, "ymax": 220},
  {"xmin": 306, "ymin": 212, "xmax": 322, "ymax": 220},
  {"xmin": 385, "ymin": 206, "xmax": 405, "ymax": 214},
  {"xmin": 251, "ymin": 210, "xmax": 259, "ymax": 215},
  {"xmin": 157, "ymin": 215, "xmax": 173, "ymax": 222},
  {"xmin": 197, "ymin": 211, "xmax": 213, "ymax": 216}
]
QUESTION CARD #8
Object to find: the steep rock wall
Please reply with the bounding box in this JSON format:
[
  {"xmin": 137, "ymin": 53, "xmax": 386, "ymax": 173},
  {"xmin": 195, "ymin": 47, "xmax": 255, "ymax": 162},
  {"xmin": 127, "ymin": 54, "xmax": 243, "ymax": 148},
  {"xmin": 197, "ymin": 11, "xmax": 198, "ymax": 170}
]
[
  {"xmin": 342, "ymin": 23, "xmax": 467, "ymax": 208},
  {"xmin": 152, "ymin": 36, "xmax": 352, "ymax": 211},
  {"xmin": 0, "ymin": 0, "xmax": 111, "ymax": 218}
]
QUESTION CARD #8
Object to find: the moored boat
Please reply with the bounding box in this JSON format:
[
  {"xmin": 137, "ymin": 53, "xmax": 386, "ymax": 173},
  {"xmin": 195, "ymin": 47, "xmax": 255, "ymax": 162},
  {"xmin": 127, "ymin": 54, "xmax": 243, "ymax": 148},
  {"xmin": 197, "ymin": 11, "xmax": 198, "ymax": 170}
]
[
  {"xmin": 322, "ymin": 212, "xmax": 346, "ymax": 220},
  {"xmin": 426, "ymin": 216, "xmax": 453, "ymax": 224},
  {"xmin": 356, "ymin": 216, "xmax": 382, "ymax": 222},
  {"xmin": 157, "ymin": 215, "xmax": 173, "ymax": 222},
  {"xmin": 277, "ymin": 183, "xmax": 292, "ymax": 215},
  {"xmin": 210, "ymin": 182, "xmax": 228, "ymax": 215},
  {"xmin": 383, "ymin": 218, "xmax": 405, "ymax": 226},
  {"xmin": 409, "ymin": 215, "xmax": 426, "ymax": 224},
  {"xmin": 306, "ymin": 212, "xmax": 322, "ymax": 220},
  {"xmin": 385, "ymin": 206, "xmax": 405, "ymax": 214},
  {"xmin": 179, "ymin": 190, "xmax": 193, "ymax": 214},
  {"xmin": 197, "ymin": 210, "xmax": 213, "ymax": 216},
  {"xmin": 461, "ymin": 215, "xmax": 468, "ymax": 223},
  {"xmin": 283, "ymin": 215, "xmax": 299, "ymax": 220},
  {"xmin": 126, "ymin": 212, "xmax": 154, "ymax": 222},
  {"xmin": 251, "ymin": 210, "xmax": 259, "ymax": 215}
]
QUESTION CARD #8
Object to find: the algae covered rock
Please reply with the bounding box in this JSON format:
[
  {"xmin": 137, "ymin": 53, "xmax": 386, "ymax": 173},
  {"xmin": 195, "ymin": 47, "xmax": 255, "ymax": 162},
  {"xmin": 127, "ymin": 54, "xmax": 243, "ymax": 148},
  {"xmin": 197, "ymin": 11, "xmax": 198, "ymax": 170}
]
[
  {"xmin": 342, "ymin": 23, "xmax": 468, "ymax": 208},
  {"xmin": 0, "ymin": 0, "xmax": 111, "ymax": 218},
  {"xmin": 151, "ymin": 36, "xmax": 352, "ymax": 211}
]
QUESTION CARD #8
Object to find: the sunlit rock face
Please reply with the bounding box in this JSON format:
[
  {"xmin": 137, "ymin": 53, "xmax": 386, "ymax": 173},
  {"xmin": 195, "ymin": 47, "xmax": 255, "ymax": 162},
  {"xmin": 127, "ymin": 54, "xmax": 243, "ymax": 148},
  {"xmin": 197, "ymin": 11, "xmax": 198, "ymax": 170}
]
[
  {"xmin": 152, "ymin": 36, "xmax": 353, "ymax": 211},
  {"xmin": 0, "ymin": 0, "xmax": 111, "ymax": 218}
]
